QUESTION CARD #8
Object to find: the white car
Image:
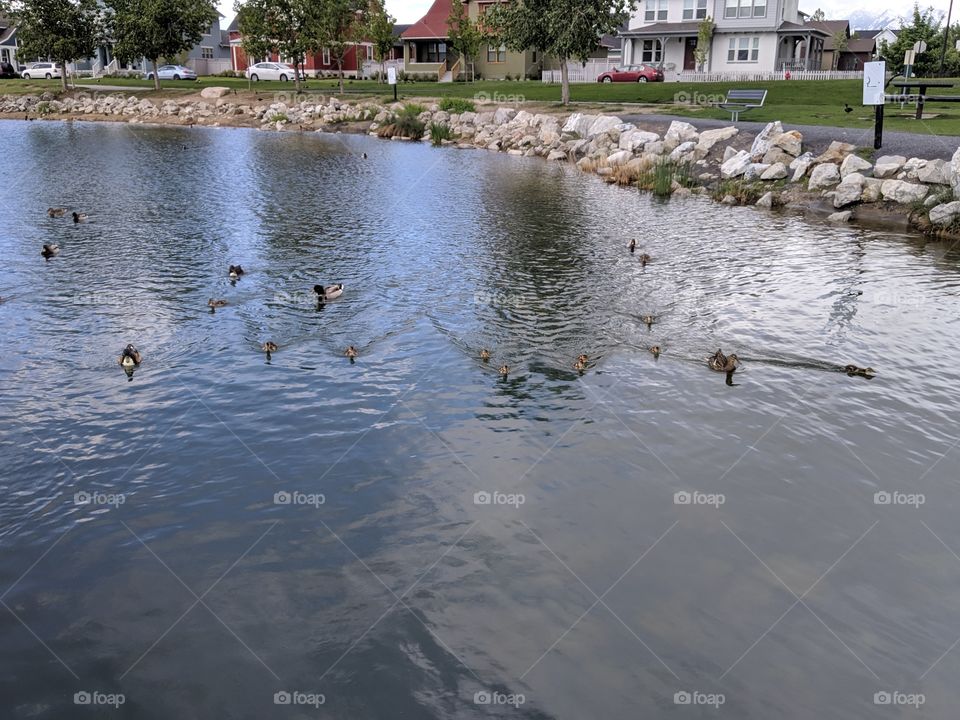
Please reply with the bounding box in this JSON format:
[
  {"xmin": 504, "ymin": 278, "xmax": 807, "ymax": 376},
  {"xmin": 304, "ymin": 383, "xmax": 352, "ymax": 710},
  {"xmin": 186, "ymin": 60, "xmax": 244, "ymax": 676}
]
[
  {"xmin": 21, "ymin": 62, "xmax": 62, "ymax": 79},
  {"xmin": 245, "ymin": 62, "xmax": 303, "ymax": 82}
]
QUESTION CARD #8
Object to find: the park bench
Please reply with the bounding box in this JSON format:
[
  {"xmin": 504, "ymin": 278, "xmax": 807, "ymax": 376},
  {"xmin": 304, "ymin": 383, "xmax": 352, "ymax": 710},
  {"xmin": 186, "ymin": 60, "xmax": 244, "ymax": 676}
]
[{"xmin": 715, "ymin": 89, "xmax": 768, "ymax": 122}]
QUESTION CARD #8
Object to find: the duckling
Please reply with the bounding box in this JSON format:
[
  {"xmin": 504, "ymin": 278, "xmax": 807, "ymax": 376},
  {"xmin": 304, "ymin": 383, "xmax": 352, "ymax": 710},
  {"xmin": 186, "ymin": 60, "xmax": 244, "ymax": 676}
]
[
  {"xmin": 574, "ymin": 354, "xmax": 588, "ymax": 372},
  {"xmin": 345, "ymin": 345, "xmax": 359, "ymax": 359},
  {"xmin": 649, "ymin": 345, "xmax": 661, "ymax": 357},
  {"xmin": 843, "ymin": 364, "xmax": 875, "ymax": 378},
  {"xmin": 262, "ymin": 341, "xmax": 278, "ymax": 354},
  {"xmin": 638, "ymin": 253, "xmax": 651, "ymax": 266},
  {"xmin": 41, "ymin": 244, "xmax": 59, "ymax": 258},
  {"xmin": 361, "ymin": 152, "xmax": 368, "ymax": 159},
  {"xmin": 480, "ymin": 349, "xmax": 491, "ymax": 362},
  {"xmin": 708, "ymin": 349, "xmax": 739, "ymax": 373},
  {"xmin": 72, "ymin": 212, "xmax": 87, "ymax": 223},
  {"xmin": 641, "ymin": 314, "xmax": 655, "ymax": 327},
  {"xmin": 208, "ymin": 298, "xmax": 228, "ymax": 309},
  {"xmin": 498, "ymin": 364, "xmax": 510, "ymax": 376},
  {"xmin": 628, "ymin": 239, "xmax": 636, "ymax": 253},
  {"xmin": 117, "ymin": 343, "xmax": 142, "ymax": 367},
  {"xmin": 228, "ymin": 264, "xmax": 245, "ymax": 279},
  {"xmin": 47, "ymin": 207, "xmax": 66, "ymax": 218},
  {"xmin": 314, "ymin": 283, "xmax": 344, "ymax": 301}
]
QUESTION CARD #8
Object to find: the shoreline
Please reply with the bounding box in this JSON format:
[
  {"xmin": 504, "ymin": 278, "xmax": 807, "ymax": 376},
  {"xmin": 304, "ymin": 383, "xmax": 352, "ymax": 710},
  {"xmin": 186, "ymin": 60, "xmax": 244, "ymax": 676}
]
[{"xmin": 3, "ymin": 88, "xmax": 957, "ymax": 241}]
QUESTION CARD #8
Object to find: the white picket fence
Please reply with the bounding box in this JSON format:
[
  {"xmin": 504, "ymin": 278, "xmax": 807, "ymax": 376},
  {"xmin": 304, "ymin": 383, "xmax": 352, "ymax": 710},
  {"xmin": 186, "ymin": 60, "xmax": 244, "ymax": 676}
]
[
  {"xmin": 541, "ymin": 59, "xmax": 619, "ymax": 84},
  {"xmin": 543, "ymin": 66, "xmax": 863, "ymax": 83}
]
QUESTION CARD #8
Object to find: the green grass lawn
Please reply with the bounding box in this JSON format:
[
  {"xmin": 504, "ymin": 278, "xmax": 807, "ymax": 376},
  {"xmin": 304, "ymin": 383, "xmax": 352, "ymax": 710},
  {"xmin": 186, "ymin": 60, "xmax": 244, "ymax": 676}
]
[{"xmin": 4, "ymin": 76, "xmax": 960, "ymax": 135}]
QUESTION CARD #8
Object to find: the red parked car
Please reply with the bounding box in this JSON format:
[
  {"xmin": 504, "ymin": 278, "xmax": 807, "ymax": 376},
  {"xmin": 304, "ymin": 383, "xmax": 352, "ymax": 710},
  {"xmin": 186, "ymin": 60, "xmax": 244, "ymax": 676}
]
[{"xmin": 597, "ymin": 64, "xmax": 664, "ymax": 83}]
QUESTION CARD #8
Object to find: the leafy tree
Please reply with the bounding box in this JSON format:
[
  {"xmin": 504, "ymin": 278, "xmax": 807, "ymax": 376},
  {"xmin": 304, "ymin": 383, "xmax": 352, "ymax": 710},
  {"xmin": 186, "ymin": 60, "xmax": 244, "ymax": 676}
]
[
  {"xmin": 694, "ymin": 16, "xmax": 713, "ymax": 71},
  {"xmin": 107, "ymin": 0, "xmax": 217, "ymax": 90},
  {"xmin": 11, "ymin": 0, "xmax": 102, "ymax": 90},
  {"xmin": 810, "ymin": 8, "xmax": 825, "ymax": 21},
  {"xmin": 235, "ymin": 0, "xmax": 310, "ymax": 91},
  {"xmin": 315, "ymin": 0, "xmax": 367, "ymax": 95},
  {"xmin": 878, "ymin": 5, "xmax": 942, "ymax": 76},
  {"xmin": 489, "ymin": 0, "xmax": 635, "ymax": 105},
  {"xmin": 830, "ymin": 29, "xmax": 848, "ymax": 69},
  {"xmin": 366, "ymin": 0, "xmax": 395, "ymax": 83},
  {"xmin": 446, "ymin": 0, "xmax": 486, "ymax": 81}
]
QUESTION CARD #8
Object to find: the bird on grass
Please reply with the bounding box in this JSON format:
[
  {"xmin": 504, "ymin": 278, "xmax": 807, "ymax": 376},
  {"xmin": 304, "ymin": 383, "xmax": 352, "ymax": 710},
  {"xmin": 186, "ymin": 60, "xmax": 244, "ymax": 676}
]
[
  {"xmin": 118, "ymin": 344, "xmax": 142, "ymax": 367},
  {"xmin": 844, "ymin": 103, "xmax": 853, "ymax": 114},
  {"xmin": 41, "ymin": 244, "xmax": 59, "ymax": 259}
]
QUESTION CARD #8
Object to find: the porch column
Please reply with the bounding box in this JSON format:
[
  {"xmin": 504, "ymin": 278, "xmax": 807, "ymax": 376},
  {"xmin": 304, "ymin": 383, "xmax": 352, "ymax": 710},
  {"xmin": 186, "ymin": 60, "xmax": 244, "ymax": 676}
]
[
  {"xmin": 804, "ymin": 32, "xmax": 810, "ymax": 70},
  {"xmin": 659, "ymin": 36, "xmax": 668, "ymax": 69},
  {"xmin": 623, "ymin": 38, "xmax": 632, "ymax": 65}
]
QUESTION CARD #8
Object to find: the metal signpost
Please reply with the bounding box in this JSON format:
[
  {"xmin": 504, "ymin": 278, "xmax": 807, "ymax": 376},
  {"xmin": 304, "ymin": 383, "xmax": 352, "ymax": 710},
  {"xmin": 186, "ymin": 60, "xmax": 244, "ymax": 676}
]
[{"xmin": 863, "ymin": 61, "xmax": 886, "ymax": 148}]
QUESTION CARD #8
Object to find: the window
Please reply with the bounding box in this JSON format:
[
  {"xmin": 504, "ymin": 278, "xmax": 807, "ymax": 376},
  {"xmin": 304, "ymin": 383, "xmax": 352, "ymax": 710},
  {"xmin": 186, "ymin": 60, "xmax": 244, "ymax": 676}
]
[
  {"xmin": 486, "ymin": 44, "xmax": 506, "ymax": 63},
  {"xmin": 641, "ymin": 39, "xmax": 662, "ymax": 63},
  {"xmin": 366, "ymin": 45, "xmax": 373, "ymax": 61},
  {"xmin": 201, "ymin": 46, "xmax": 214, "ymax": 59},
  {"xmin": 322, "ymin": 48, "xmax": 331, "ymax": 65},
  {"xmin": 727, "ymin": 36, "xmax": 760, "ymax": 62},
  {"xmin": 644, "ymin": 0, "xmax": 667, "ymax": 21},
  {"xmin": 682, "ymin": 0, "xmax": 707, "ymax": 19},
  {"xmin": 419, "ymin": 42, "xmax": 446, "ymax": 63},
  {"xmin": 725, "ymin": 0, "xmax": 765, "ymax": 17}
]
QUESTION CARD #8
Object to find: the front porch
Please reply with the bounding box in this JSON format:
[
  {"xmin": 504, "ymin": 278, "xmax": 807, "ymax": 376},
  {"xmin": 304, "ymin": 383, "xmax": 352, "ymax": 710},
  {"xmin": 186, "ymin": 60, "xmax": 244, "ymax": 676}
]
[
  {"xmin": 403, "ymin": 40, "xmax": 460, "ymax": 81},
  {"xmin": 621, "ymin": 23, "xmax": 704, "ymax": 78},
  {"xmin": 775, "ymin": 24, "xmax": 828, "ymax": 72}
]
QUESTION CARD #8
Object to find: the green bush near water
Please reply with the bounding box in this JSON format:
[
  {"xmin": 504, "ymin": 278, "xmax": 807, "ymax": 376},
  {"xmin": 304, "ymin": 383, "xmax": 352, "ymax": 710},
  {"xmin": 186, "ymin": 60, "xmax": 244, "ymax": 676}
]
[{"xmin": 429, "ymin": 122, "xmax": 454, "ymax": 145}]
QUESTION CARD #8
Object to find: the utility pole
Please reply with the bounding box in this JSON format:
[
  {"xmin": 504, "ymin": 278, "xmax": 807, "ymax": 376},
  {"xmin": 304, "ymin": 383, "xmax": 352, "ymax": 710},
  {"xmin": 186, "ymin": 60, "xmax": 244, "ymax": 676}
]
[{"xmin": 940, "ymin": 0, "xmax": 954, "ymax": 75}]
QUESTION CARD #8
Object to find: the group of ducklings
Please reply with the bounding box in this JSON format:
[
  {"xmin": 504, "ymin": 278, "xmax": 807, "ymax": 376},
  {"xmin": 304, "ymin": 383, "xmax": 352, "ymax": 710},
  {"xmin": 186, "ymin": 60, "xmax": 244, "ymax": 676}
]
[
  {"xmin": 40, "ymin": 208, "xmax": 88, "ymax": 260},
  {"xmin": 119, "ymin": 266, "xmax": 356, "ymax": 371}
]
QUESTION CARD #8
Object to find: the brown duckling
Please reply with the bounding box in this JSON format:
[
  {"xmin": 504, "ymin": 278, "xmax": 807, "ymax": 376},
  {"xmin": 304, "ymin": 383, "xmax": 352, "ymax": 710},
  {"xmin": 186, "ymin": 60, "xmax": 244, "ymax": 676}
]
[
  {"xmin": 638, "ymin": 253, "xmax": 651, "ymax": 266},
  {"xmin": 649, "ymin": 346, "xmax": 661, "ymax": 357},
  {"xmin": 479, "ymin": 349, "xmax": 491, "ymax": 362},
  {"xmin": 574, "ymin": 354, "xmax": 589, "ymax": 372},
  {"xmin": 345, "ymin": 345, "xmax": 359, "ymax": 359},
  {"xmin": 843, "ymin": 364, "xmax": 875, "ymax": 378},
  {"xmin": 47, "ymin": 207, "xmax": 67, "ymax": 218},
  {"xmin": 498, "ymin": 364, "xmax": 510, "ymax": 376},
  {"xmin": 262, "ymin": 342, "xmax": 278, "ymax": 357},
  {"xmin": 41, "ymin": 244, "xmax": 60, "ymax": 258},
  {"xmin": 641, "ymin": 314, "xmax": 655, "ymax": 327},
  {"xmin": 208, "ymin": 298, "xmax": 228, "ymax": 309}
]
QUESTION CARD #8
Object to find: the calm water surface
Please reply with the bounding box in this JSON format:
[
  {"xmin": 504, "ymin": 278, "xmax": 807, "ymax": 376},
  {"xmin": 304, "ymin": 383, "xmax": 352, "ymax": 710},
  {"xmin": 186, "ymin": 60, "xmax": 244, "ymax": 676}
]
[{"xmin": 1, "ymin": 120, "xmax": 960, "ymax": 719}]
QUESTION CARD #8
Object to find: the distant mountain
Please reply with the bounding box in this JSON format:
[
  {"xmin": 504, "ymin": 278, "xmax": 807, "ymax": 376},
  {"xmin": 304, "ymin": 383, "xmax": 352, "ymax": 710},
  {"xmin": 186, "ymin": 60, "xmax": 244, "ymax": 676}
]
[{"xmin": 845, "ymin": 6, "xmax": 945, "ymax": 31}]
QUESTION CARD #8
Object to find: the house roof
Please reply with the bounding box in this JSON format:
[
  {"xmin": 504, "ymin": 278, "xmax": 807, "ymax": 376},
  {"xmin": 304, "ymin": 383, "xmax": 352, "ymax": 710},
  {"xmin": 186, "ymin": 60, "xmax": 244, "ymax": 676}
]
[
  {"xmin": 620, "ymin": 21, "xmax": 702, "ymax": 37},
  {"xmin": 776, "ymin": 21, "xmax": 830, "ymax": 37},
  {"xmin": 393, "ymin": 23, "xmax": 412, "ymax": 40},
  {"xmin": 847, "ymin": 37, "xmax": 877, "ymax": 53},
  {"xmin": 401, "ymin": 0, "xmax": 454, "ymax": 40},
  {"xmin": 810, "ymin": 19, "xmax": 850, "ymax": 48},
  {"xmin": 0, "ymin": 24, "xmax": 16, "ymax": 45},
  {"xmin": 226, "ymin": 15, "xmax": 239, "ymax": 33}
]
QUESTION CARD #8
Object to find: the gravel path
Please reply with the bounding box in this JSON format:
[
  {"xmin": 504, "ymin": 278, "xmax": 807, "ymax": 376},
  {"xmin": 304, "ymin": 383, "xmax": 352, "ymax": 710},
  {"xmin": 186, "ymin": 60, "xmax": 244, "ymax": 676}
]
[{"xmin": 619, "ymin": 113, "xmax": 960, "ymax": 160}]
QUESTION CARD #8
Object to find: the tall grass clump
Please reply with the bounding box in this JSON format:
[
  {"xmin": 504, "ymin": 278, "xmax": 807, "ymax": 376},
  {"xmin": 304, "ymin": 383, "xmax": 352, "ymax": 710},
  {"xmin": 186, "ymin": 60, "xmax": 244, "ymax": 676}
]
[
  {"xmin": 637, "ymin": 159, "xmax": 693, "ymax": 197},
  {"xmin": 429, "ymin": 122, "xmax": 454, "ymax": 146},
  {"xmin": 439, "ymin": 97, "xmax": 475, "ymax": 113}
]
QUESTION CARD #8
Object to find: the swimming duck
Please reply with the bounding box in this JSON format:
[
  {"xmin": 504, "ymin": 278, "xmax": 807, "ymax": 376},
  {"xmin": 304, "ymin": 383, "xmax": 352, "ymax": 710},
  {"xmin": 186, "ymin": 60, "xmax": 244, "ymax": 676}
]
[
  {"xmin": 72, "ymin": 212, "xmax": 87, "ymax": 223},
  {"xmin": 649, "ymin": 345, "xmax": 661, "ymax": 357},
  {"xmin": 228, "ymin": 264, "xmax": 245, "ymax": 279},
  {"xmin": 262, "ymin": 341, "xmax": 278, "ymax": 353},
  {"xmin": 361, "ymin": 152, "xmax": 368, "ymax": 159},
  {"xmin": 708, "ymin": 349, "xmax": 739, "ymax": 373},
  {"xmin": 41, "ymin": 244, "xmax": 59, "ymax": 258},
  {"xmin": 47, "ymin": 207, "xmax": 66, "ymax": 218},
  {"xmin": 118, "ymin": 343, "xmax": 142, "ymax": 367},
  {"xmin": 574, "ymin": 354, "xmax": 588, "ymax": 372},
  {"xmin": 638, "ymin": 253, "xmax": 651, "ymax": 266},
  {"xmin": 314, "ymin": 283, "xmax": 344, "ymax": 301},
  {"xmin": 208, "ymin": 298, "xmax": 228, "ymax": 309},
  {"xmin": 345, "ymin": 345, "xmax": 359, "ymax": 359},
  {"xmin": 843, "ymin": 364, "xmax": 875, "ymax": 377},
  {"xmin": 641, "ymin": 315, "xmax": 655, "ymax": 327},
  {"xmin": 498, "ymin": 364, "xmax": 510, "ymax": 376},
  {"xmin": 480, "ymin": 349, "xmax": 491, "ymax": 362},
  {"xmin": 628, "ymin": 239, "xmax": 636, "ymax": 253}
]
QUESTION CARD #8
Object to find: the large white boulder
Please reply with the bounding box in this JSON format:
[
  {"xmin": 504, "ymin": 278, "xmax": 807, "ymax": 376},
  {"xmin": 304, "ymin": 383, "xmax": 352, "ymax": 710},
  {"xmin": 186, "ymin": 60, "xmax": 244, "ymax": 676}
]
[
  {"xmin": 881, "ymin": 179, "xmax": 929, "ymax": 204},
  {"xmin": 587, "ymin": 115, "xmax": 624, "ymax": 137},
  {"xmin": 840, "ymin": 154, "xmax": 872, "ymax": 178},
  {"xmin": 494, "ymin": 107, "xmax": 517, "ymax": 125},
  {"xmin": 562, "ymin": 113, "xmax": 598, "ymax": 137},
  {"xmin": 696, "ymin": 126, "xmax": 738, "ymax": 153},
  {"xmin": 720, "ymin": 150, "xmax": 752, "ymax": 179},
  {"xmin": 750, "ymin": 121, "xmax": 783, "ymax": 159},
  {"xmin": 760, "ymin": 162, "xmax": 788, "ymax": 180},
  {"xmin": 619, "ymin": 129, "xmax": 660, "ymax": 152},
  {"xmin": 918, "ymin": 158, "xmax": 949, "ymax": 185},
  {"xmin": 789, "ymin": 151, "xmax": 815, "ymax": 182},
  {"xmin": 743, "ymin": 163, "xmax": 771, "ymax": 181},
  {"xmin": 200, "ymin": 86, "xmax": 231, "ymax": 99},
  {"xmin": 808, "ymin": 163, "xmax": 841, "ymax": 190},
  {"xmin": 874, "ymin": 154, "xmax": 906, "ymax": 179},
  {"xmin": 606, "ymin": 150, "xmax": 634, "ymax": 166},
  {"xmin": 929, "ymin": 200, "xmax": 960, "ymax": 225},
  {"xmin": 833, "ymin": 173, "xmax": 865, "ymax": 207},
  {"xmin": 770, "ymin": 130, "xmax": 803, "ymax": 157},
  {"xmin": 861, "ymin": 177, "xmax": 884, "ymax": 203},
  {"xmin": 665, "ymin": 120, "xmax": 698, "ymax": 146},
  {"xmin": 669, "ymin": 141, "xmax": 698, "ymax": 161}
]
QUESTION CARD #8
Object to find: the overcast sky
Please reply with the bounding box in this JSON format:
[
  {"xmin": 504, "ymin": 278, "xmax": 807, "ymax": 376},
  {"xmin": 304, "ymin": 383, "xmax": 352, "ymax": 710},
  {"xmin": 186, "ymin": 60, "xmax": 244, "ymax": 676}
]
[{"xmin": 218, "ymin": 0, "xmax": 950, "ymax": 29}]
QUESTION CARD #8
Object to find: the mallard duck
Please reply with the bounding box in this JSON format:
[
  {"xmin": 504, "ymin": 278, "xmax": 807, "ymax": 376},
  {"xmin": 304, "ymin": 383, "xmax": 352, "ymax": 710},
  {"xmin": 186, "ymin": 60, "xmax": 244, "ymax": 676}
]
[
  {"xmin": 843, "ymin": 364, "xmax": 875, "ymax": 377},
  {"xmin": 72, "ymin": 212, "xmax": 87, "ymax": 223},
  {"xmin": 345, "ymin": 345, "xmax": 359, "ymax": 359},
  {"xmin": 480, "ymin": 349, "xmax": 491, "ymax": 362},
  {"xmin": 228, "ymin": 264, "xmax": 245, "ymax": 279},
  {"xmin": 262, "ymin": 341, "xmax": 278, "ymax": 353},
  {"xmin": 649, "ymin": 345, "xmax": 661, "ymax": 357},
  {"xmin": 361, "ymin": 152, "xmax": 368, "ymax": 159},
  {"xmin": 638, "ymin": 253, "xmax": 651, "ymax": 266},
  {"xmin": 314, "ymin": 283, "xmax": 344, "ymax": 301},
  {"xmin": 118, "ymin": 343, "xmax": 142, "ymax": 367},
  {"xmin": 208, "ymin": 298, "xmax": 228, "ymax": 309},
  {"xmin": 498, "ymin": 364, "xmax": 510, "ymax": 376},
  {"xmin": 47, "ymin": 207, "xmax": 66, "ymax": 218},
  {"xmin": 41, "ymin": 244, "xmax": 59, "ymax": 258},
  {"xmin": 628, "ymin": 239, "xmax": 636, "ymax": 253},
  {"xmin": 708, "ymin": 349, "xmax": 739, "ymax": 372},
  {"xmin": 641, "ymin": 314, "xmax": 655, "ymax": 327}
]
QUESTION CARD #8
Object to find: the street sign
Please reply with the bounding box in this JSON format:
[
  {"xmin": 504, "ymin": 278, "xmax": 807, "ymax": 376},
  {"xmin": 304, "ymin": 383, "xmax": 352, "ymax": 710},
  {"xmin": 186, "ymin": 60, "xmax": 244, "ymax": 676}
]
[
  {"xmin": 387, "ymin": 67, "xmax": 397, "ymax": 85},
  {"xmin": 863, "ymin": 61, "xmax": 885, "ymax": 105},
  {"xmin": 904, "ymin": 49, "xmax": 916, "ymax": 65},
  {"xmin": 913, "ymin": 40, "xmax": 928, "ymax": 53}
]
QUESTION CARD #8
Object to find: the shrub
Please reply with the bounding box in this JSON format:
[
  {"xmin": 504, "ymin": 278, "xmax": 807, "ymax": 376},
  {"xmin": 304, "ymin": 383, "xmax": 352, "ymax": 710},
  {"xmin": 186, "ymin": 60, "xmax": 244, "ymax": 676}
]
[
  {"xmin": 403, "ymin": 102, "xmax": 426, "ymax": 116},
  {"xmin": 429, "ymin": 122, "xmax": 454, "ymax": 145},
  {"xmin": 439, "ymin": 97, "xmax": 475, "ymax": 113},
  {"xmin": 218, "ymin": 69, "xmax": 239, "ymax": 77},
  {"xmin": 709, "ymin": 178, "xmax": 764, "ymax": 204},
  {"xmin": 395, "ymin": 113, "xmax": 425, "ymax": 139},
  {"xmin": 638, "ymin": 159, "xmax": 693, "ymax": 197},
  {"xmin": 267, "ymin": 112, "xmax": 289, "ymax": 123}
]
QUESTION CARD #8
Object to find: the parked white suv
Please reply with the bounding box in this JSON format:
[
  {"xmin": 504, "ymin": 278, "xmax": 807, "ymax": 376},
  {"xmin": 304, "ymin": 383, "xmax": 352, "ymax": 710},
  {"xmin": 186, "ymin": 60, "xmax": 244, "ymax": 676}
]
[
  {"xmin": 21, "ymin": 62, "xmax": 62, "ymax": 79},
  {"xmin": 245, "ymin": 62, "xmax": 303, "ymax": 82}
]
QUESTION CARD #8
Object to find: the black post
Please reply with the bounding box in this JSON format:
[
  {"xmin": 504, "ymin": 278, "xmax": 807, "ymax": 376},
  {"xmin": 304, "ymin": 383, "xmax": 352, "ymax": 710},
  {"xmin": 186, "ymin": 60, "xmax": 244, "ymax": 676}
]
[
  {"xmin": 874, "ymin": 103, "xmax": 884, "ymax": 149},
  {"xmin": 393, "ymin": 83, "xmax": 397, "ymax": 102},
  {"xmin": 940, "ymin": 0, "xmax": 955, "ymax": 75}
]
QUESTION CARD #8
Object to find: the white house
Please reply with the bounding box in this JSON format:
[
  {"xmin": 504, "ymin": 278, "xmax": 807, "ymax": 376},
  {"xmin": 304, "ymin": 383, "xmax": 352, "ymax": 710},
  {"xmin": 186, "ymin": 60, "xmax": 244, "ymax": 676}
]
[{"xmin": 621, "ymin": 0, "xmax": 829, "ymax": 76}]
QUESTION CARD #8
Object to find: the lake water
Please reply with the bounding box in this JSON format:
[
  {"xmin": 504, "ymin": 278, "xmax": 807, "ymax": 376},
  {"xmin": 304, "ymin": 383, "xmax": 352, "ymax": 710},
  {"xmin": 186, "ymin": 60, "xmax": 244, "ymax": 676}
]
[{"xmin": 1, "ymin": 119, "xmax": 960, "ymax": 719}]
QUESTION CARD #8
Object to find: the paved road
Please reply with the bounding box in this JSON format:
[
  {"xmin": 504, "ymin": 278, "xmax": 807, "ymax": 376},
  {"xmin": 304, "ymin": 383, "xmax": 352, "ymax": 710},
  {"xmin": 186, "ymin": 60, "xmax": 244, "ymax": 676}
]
[{"xmin": 619, "ymin": 113, "xmax": 960, "ymax": 160}]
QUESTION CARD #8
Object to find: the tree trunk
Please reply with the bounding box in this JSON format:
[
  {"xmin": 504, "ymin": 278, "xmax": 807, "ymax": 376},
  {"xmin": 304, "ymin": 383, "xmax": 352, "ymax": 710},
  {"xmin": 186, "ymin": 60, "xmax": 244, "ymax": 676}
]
[
  {"xmin": 60, "ymin": 61, "xmax": 68, "ymax": 91},
  {"xmin": 337, "ymin": 59, "xmax": 344, "ymax": 94},
  {"xmin": 380, "ymin": 58, "xmax": 385, "ymax": 84},
  {"xmin": 150, "ymin": 59, "xmax": 161, "ymax": 90},
  {"xmin": 560, "ymin": 58, "xmax": 570, "ymax": 105},
  {"xmin": 294, "ymin": 58, "xmax": 302, "ymax": 92}
]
